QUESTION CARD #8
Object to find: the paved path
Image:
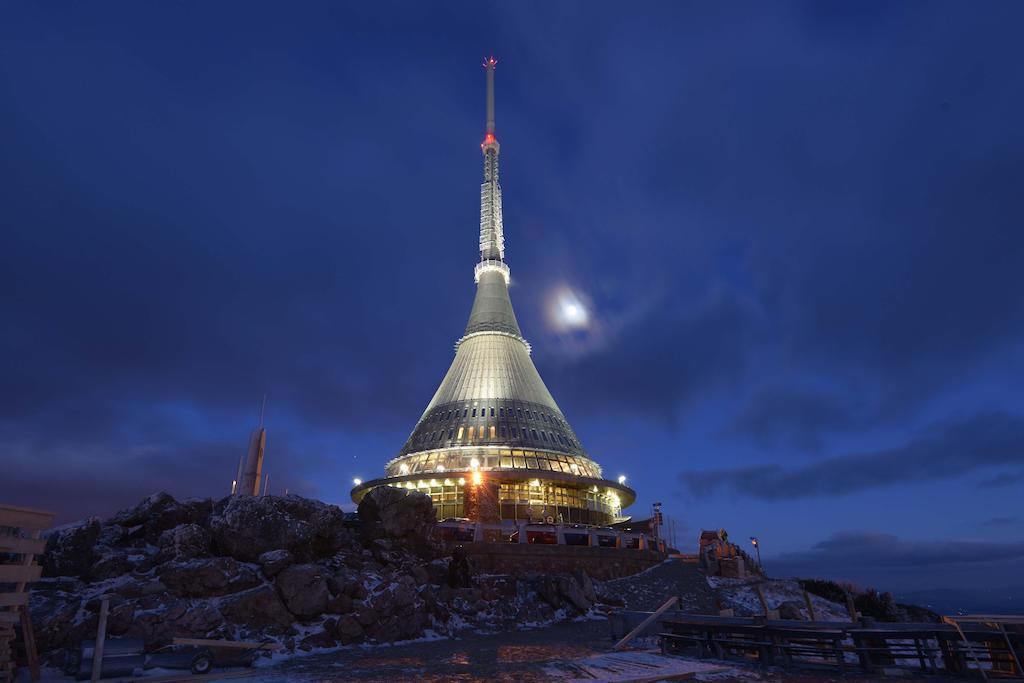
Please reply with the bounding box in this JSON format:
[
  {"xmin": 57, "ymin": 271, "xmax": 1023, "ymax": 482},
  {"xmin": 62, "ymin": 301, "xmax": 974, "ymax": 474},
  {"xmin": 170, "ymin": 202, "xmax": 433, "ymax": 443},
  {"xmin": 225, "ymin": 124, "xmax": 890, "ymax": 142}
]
[{"xmin": 603, "ymin": 558, "xmax": 719, "ymax": 613}]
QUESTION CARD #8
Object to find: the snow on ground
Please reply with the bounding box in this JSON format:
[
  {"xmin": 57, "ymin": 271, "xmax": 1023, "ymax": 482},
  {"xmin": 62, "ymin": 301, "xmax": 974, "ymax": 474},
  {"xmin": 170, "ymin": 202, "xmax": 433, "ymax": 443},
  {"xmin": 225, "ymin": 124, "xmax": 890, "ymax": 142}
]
[{"xmin": 711, "ymin": 577, "xmax": 850, "ymax": 621}]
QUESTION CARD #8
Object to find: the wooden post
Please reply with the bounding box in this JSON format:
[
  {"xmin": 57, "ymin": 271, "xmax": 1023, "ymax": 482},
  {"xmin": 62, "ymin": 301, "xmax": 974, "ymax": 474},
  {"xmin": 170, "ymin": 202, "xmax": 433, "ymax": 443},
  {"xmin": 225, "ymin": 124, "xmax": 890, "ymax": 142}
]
[
  {"xmin": 91, "ymin": 598, "xmax": 109, "ymax": 682},
  {"xmin": 613, "ymin": 596, "xmax": 678, "ymax": 651},
  {"xmin": 802, "ymin": 590, "xmax": 817, "ymax": 621},
  {"xmin": 755, "ymin": 583, "xmax": 770, "ymax": 616},
  {"xmin": 19, "ymin": 608, "xmax": 40, "ymax": 681},
  {"xmin": 846, "ymin": 594, "xmax": 858, "ymax": 623}
]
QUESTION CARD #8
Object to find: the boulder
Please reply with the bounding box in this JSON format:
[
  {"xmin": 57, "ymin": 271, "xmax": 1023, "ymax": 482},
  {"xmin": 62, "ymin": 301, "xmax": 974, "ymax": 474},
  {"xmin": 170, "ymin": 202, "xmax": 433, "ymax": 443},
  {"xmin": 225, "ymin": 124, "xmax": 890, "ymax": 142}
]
[
  {"xmin": 778, "ymin": 600, "xmax": 805, "ymax": 621},
  {"xmin": 42, "ymin": 518, "xmax": 101, "ymax": 578},
  {"xmin": 158, "ymin": 557, "xmax": 260, "ymax": 597},
  {"xmin": 219, "ymin": 585, "xmax": 293, "ymax": 631},
  {"xmin": 109, "ymin": 493, "xmax": 212, "ymax": 542},
  {"xmin": 275, "ymin": 564, "xmax": 330, "ymax": 618},
  {"xmin": 259, "ymin": 549, "xmax": 295, "ymax": 577},
  {"xmin": 557, "ymin": 575, "xmax": 591, "ymax": 612},
  {"xmin": 88, "ymin": 551, "xmax": 132, "ymax": 581},
  {"xmin": 156, "ymin": 523, "xmax": 211, "ymax": 563},
  {"xmin": 326, "ymin": 592, "xmax": 353, "ymax": 614},
  {"xmin": 573, "ymin": 570, "xmax": 597, "ymax": 604},
  {"xmin": 357, "ymin": 487, "xmax": 435, "ymax": 540},
  {"xmin": 336, "ymin": 615, "xmax": 364, "ymax": 644},
  {"xmin": 208, "ymin": 495, "xmax": 349, "ymax": 562}
]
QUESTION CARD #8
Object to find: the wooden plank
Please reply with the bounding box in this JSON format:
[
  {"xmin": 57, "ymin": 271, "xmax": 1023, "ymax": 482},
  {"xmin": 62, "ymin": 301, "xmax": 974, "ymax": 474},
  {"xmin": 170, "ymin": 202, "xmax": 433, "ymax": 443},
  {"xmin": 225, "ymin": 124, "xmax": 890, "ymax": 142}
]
[
  {"xmin": 0, "ymin": 537, "xmax": 46, "ymax": 555},
  {"xmin": 171, "ymin": 638, "xmax": 283, "ymax": 651},
  {"xmin": 20, "ymin": 606, "xmax": 40, "ymax": 681},
  {"xmin": 0, "ymin": 595, "xmax": 27, "ymax": 608},
  {"xmin": 614, "ymin": 597, "xmax": 678, "ymax": 651},
  {"xmin": 0, "ymin": 506, "xmax": 54, "ymax": 532},
  {"xmin": 0, "ymin": 566, "xmax": 41, "ymax": 583}
]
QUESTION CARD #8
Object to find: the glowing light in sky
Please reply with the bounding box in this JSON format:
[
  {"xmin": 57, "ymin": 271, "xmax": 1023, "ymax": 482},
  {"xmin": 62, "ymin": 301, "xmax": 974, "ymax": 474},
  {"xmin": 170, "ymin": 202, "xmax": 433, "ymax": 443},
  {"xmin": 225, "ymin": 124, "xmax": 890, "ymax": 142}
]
[{"xmin": 548, "ymin": 286, "xmax": 591, "ymax": 332}]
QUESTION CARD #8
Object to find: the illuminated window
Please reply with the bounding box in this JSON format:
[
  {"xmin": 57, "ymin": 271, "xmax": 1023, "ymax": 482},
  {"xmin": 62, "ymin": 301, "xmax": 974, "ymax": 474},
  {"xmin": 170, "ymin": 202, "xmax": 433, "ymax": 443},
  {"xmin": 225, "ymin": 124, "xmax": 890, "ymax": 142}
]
[
  {"xmin": 467, "ymin": 426, "xmax": 475, "ymax": 440},
  {"xmin": 456, "ymin": 427, "xmax": 464, "ymax": 439},
  {"xmin": 490, "ymin": 426, "xmax": 496, "ymax": 438}
]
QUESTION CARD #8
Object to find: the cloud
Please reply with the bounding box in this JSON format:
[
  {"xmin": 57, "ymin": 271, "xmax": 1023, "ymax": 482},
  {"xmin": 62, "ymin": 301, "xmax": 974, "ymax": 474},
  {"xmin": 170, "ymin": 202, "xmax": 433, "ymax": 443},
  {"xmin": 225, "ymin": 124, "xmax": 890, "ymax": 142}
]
[
  {"xmin": 681, "ymin": 411, "xmax": 1024, "ymax": 500},
  {"xmin": 541, "ymin": 287, "xmax": 758, "ymax": 421},
  {"xmin": 768, "ymin": 530, "xmax": 1024, "ymax": 590},
  {"xmin": 977, "ymin": 470, "xmax": 1024, "ymax": 489},
  {"xmin": 725, "ymin": 386, "xmax": 867, "ymax": 452},
  {"xmin": 980, "ymin": 516, "xmax": 1020, "ymax": 528}
]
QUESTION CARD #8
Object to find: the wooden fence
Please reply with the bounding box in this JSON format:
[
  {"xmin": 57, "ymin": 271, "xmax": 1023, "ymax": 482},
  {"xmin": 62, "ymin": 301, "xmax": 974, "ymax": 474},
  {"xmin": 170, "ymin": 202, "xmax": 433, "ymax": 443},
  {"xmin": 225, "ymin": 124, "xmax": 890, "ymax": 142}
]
[{"xmin": 0, "ymin": 503, "xmax": 55, "ymax": 683}]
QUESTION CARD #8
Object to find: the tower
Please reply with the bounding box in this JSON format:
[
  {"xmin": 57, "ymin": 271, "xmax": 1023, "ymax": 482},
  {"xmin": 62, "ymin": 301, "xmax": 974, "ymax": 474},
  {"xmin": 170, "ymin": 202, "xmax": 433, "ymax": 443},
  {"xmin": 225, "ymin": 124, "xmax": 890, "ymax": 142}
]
[{"xmin": 351, "ymin": 59, "xmax": 634, "ymax": 525}]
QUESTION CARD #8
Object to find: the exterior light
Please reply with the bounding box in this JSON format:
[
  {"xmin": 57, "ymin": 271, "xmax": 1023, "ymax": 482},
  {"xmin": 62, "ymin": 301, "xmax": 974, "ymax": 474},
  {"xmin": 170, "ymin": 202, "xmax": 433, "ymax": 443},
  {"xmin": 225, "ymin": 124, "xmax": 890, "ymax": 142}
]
[
  {"xmin": 618, "ymin": 475, "xmax": 626, "ymax": 485},
  {"xmin": 399, "ymin": 464, "xmax": 409, "ymax": 474},
  {"xmin": 471, "ymin": 471, "xmax": 482, "ymax": 485},
  {"xmin": 470, "ymin": 458, "xmax": 480, "ymax": 469},
  {"xmin": 437, "ymin": 465, "xmax": 446, "ymax": 473},
  {"xmin": 591, "ymin": 486, "xmax": 598, "ymax": 493},
  {"xmin": 444, "ymin": 479, "xmax": 453, "ymax": 486},
  {"xmin": 405, "ymin": 482, "xmax": 414, "ymax": 490},
  {"xmin": 353, "ymin": 478, "xmax": 362, "ymax": 486},
  {"xmin": 417, "ymin": 480, "xmax": 426, "ymax": 488},
  {"xmin": 530, "ymin": 479, "xmax": 540, "ymax": 487},
  {"xmin": 458, "ymin": 477, "xmax": 466, "ymax": 485},
  {"xmin": 429, "ymin": 479, "xmax": 437, "ymax": 487}
]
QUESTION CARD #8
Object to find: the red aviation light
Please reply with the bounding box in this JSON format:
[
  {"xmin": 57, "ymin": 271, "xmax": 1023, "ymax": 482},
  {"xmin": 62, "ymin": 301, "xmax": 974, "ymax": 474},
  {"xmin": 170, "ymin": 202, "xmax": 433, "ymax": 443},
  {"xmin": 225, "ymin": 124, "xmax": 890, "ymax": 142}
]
[
  {"xmin": 481, "ymin": 132, "xmax": 497, "ymax": 148},
  {"xmin": 483, "ymin": 56, "xmax": 498, "ymax": 68}
]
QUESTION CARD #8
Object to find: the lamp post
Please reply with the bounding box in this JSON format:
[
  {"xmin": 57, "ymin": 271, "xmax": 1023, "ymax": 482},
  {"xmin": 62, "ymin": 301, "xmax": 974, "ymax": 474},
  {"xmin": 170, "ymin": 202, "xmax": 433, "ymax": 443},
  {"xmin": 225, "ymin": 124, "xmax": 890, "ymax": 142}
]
[{"xmin": 750, "ymin": 536, "xmax": 762, "ymax": 569}]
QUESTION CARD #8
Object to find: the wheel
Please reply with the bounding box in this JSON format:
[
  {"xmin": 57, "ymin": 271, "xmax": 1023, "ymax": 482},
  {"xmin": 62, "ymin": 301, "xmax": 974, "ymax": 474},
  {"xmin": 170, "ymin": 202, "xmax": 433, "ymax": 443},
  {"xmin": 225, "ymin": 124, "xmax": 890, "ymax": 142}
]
[{"xmin": 191, "ymin": 652, "xmax": 213, "ymax": 674}]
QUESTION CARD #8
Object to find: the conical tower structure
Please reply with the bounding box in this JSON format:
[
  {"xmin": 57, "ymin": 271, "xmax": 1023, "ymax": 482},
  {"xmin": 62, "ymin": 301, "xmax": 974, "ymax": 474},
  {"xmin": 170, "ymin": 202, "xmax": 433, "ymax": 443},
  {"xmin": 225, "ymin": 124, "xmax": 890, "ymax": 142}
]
[{"xmin": 351, "ymin": 59, "xmax": 634, "ymax": 525}]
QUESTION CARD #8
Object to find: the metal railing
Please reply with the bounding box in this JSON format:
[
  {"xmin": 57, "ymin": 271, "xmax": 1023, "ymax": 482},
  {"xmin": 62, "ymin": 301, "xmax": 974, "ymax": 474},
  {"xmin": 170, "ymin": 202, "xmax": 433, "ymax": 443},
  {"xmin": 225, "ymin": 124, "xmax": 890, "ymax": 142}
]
[{"xmin": 435, "ymin": 519, "xmax": 666, "ymax": 553}]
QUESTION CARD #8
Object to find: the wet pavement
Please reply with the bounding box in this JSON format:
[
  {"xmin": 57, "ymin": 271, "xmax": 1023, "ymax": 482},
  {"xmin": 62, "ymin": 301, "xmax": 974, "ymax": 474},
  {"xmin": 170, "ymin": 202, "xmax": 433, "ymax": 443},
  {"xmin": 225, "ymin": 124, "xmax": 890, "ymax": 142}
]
[{"xmin": 258, "ymin": 619, "xmax": 613, "ymax": 681}]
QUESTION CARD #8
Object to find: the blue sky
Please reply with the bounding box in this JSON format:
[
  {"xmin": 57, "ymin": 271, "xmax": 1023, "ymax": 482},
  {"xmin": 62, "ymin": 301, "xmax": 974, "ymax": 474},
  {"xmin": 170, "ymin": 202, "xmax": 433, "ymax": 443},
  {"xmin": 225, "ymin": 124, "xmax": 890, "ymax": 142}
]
[{"xmin": 2, "ymin": 2, "xmax": 1023, "ymax": 592}]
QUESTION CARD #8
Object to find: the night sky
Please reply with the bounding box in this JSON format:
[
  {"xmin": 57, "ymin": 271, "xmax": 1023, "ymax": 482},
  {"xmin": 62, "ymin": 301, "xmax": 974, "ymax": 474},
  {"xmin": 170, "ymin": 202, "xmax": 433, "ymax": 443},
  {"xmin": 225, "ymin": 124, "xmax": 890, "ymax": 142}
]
[{"xmin": 3, "ymin": 2, "xmax": 1023, "ymax": 595}]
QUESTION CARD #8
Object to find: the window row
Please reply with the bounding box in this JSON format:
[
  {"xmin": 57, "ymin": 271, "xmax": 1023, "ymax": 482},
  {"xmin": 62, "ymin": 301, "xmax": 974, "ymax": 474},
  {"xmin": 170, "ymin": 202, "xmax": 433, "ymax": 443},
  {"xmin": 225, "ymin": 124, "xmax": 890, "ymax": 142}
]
[{"xmin": 385, "ymin": 449, "xmax": 603, "ymax": 478}]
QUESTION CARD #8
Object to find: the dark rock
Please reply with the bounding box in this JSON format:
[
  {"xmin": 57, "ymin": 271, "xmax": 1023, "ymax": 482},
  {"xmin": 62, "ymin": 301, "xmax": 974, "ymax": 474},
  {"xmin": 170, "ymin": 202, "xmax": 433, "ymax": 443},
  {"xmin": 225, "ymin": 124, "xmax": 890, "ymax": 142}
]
[
  {"xmin": 326, "ymin": 592, "xmax": 353, "ymax": 614},
  {"xmin": 574, "ymin": 570, "xmax": 597, "ymax": 604},
  {"xmin": 88, "ymin": 552, "xmax": 132, "ymax": 581},
  {"xmin": 259, "ymin": 549, "xmax": 295, "ymax": 577},
  {"xmin": 158, "ymin": 557, "xmax": 260, "ymax": 597},
  {"xmin": 109, "ymin": 492, "xmax": 211, "ymax": 543},
  {"xmin": 299, "ymin": 628, "xmax": 337, "ymax": 649},
  {"xmin": 558, "ymin": 575, "xmax": 591, "ymax": 612},
  {"xmin": 42, "ymin": 518, "xmax": 101, "ymax": 578},
  {"xmin": 114, "ymin": 579, "xmax": 167, "ymax": 599},
  {"xmin": 357, "ymin": 487, "xmax": 435, "ymax": 541},
  {"xmin": 219, "ymin": 585, "xmax": 293, "ymax": 631},
  {"xmin": 778, "ymin": 600, "xmax": 805, "ymax": 620},
  {"xmin": 275, "ymin": 564, "xmax": 330, "ymax": 618},
  {"xmin": 355, "ymin": 606, "xmax": 378, "ymax": 627},
  {"xmin": 156, "ymin": 523, "xmax": 211, "ymax": 563},
  {"xmin": 208, "ymin": 495, "xmax": 349, "ymax": 562},
  {"xmin": 336, "ymin": 615, "xmax": 363, "ymax": 644},
  {"xmin": 129, "ymin": 599, "xmax": 225, "ymax": 645}
]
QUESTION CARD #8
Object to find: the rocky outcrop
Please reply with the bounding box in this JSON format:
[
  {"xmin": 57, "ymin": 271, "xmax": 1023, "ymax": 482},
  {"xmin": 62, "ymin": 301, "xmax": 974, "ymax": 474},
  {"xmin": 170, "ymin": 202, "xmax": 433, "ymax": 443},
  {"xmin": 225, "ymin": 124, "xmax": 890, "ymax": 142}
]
[
  {"xmin": 357, "ymin": 487, "xmax": 435, "ymax": 540},
  {"xmin": 208, "ymin": 495, "xmax": 349, "ymax": 562},
  {"xmin": 32, "ymin": 491, "xmax": 619, "ymax": 662},
  {"xmin": 42, "ymin": 518, "xmax": 101, "ymax": 578}
]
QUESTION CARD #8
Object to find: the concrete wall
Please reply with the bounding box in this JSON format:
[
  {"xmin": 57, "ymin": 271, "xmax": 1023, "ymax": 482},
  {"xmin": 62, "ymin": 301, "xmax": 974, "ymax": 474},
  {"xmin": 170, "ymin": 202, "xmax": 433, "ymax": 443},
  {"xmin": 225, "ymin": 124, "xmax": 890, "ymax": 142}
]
[{"xmin": 464, "ymin": 542, "xmax": 666, "ymax": 581}]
